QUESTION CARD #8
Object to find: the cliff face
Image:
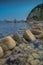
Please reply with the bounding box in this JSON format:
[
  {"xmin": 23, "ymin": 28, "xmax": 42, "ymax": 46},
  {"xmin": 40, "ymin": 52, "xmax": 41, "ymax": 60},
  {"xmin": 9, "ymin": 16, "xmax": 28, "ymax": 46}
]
[{"xmin": 27, "ymin": 4, "xmax": 43, "ymax": 21}]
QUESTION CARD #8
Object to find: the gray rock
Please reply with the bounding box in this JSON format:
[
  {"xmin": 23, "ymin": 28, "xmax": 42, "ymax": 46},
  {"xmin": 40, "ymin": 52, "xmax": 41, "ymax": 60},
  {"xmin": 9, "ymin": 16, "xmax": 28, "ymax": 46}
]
[{"xmin": 12, "ymin": 32, "xmax": 22, "ymax": 43}]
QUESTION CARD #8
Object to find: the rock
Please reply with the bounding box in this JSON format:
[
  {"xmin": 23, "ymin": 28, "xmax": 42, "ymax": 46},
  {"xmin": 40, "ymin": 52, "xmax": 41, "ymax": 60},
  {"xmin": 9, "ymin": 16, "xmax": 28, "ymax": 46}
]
[
  {"xmin": 22, "ymin": 37, "xmax": 29, "ymax": 44},
  {"xmin": 32, "ymin": 24, "xmax": 42, "ymax": 30},
  {"xmin": 23, "ymin": 30, "xmax": 36, "ymax": 41},
  {"xmin": 6, "ymin": 57, "xmax": 21, "ymax": 65},
  {"xmin": 27, "ymin": 46, "xmax": 33, "ymax": 50},
  {"xmin": 32, "ymin": 49, "xmax": 38, "ymax": 53},
  {"xmin": 3, "ymin": 64, "xmax": 8, "ymax": 65},
  {"xmin": 12, "ymin": 46, "xmax": 24, "ymax": 56},
  {"xmin": 19, "ymin": 43, "xmax": 27, "ymax": 49},
  {"xmin": 0, "ymin": 36, "xmax": 16, "ymax": 50},
  {"xmin": 0, "ymin": 42, "xmax": 9, "ymax": 51},
  {"xmin": 0, "ymin": 46, "xmax": 4, "ymax": 57},
  {"xmin": 31, "ymin": 29, "xmax": 42, "ymax": 35},
  {"xmin": 5, "ymin": 36, "xmax": 16, "ymax": 49},
  {"xmin": 0, "ymin": 58, "xmax": 6, "ymax": 65},
  {"xmin": 10, "ymin": 56, "xmax": 15, "ymax": 62},
  {"xmin": 39, "ymin": 44, "xmax": 43, "ymax": 50},
  {"xmin": 26, "ymin": 63, "xmax": 30, "ymax": 65},
  {"xmin": 12, "ymin": 32, "xmax": 22, "ymax": 43},
  {"xmin": 19, "ymin": 27, "xmax": 26, "ymax": 31},
  {"xmin": 29, "ymin": 43, "xmax": 34, "ymax": 48},
  {"xmin": 36, "ymin": 33, "xmax": 43, "ymax": 39},
  {"xmin": 4, "ymin": 50, "xmax": 12, "ymax": 57},
  {"xmin": 38, "ymin": 51, "xmax": 43, "ymax": 55},
  {"xmin": 32, "ymin": 53, "xmax": 40, "ymax": 59},
  {"xmin": 30, "ymin": 59, "xmax": 40, "ymax": 65},
  {"xmin": 27, "ymin": 55, "xmax": 34, "ymax": 62}
]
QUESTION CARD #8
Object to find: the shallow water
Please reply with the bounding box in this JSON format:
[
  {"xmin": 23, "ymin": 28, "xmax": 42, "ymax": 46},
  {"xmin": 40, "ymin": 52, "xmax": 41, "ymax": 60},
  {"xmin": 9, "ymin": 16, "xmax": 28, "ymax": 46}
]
[{"xmin": 0, "ymin": 21, "xmax": 29, "ymax": 38}]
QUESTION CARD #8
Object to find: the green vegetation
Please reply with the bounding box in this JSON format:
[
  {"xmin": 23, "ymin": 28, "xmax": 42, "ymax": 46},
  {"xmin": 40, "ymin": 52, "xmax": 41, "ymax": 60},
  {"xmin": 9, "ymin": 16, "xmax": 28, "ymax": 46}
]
[
  {"xmin": 32, "ymin": 16, "xmax": 39, "ymax": 20},
  {"xmin": 27, "ymin": 3, "xmax": 43, "ymax": 21}
]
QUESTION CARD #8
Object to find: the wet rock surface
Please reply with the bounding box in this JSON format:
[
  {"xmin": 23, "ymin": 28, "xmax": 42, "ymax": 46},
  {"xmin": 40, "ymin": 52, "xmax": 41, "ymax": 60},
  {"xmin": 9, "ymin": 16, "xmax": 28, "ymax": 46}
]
[{"xmin": 0, "ymin": 21, "xmax": 43, "ymax": 65}]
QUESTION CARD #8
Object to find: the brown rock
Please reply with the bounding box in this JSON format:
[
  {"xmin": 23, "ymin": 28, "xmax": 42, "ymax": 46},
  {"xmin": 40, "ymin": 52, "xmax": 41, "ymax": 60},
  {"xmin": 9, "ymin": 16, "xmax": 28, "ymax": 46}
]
[
  {"xmin": 32, "ymin": 23, "xmax": 42, "ymax": 30},
  {"xmin": 23, "ymin": 30, "xmax": 36, "ymax": 41},
  {"xmin": 30, "ymin": 59, "xmax": 40, "ymax": 65},
  {"xmin": 26, "ymin": 63, "xmax": 30, "ymax": 65},
  {"xmin": 4, "ymin": 50, "xmax": 12, "ymax": 57},
  {"xmin": 0, "ymin": 42, "xmax": 9, "ymax": 51},
  {"xmin": 22, "ymin": 37, "xmax": 28, "ymax": 44},
  {"xmin": 0, "ymin": 36, "xmax": 16, "ymax": 50},
  {"xmin": 36, "ymin": 33, "xmax": 43, "ymax": 39},
  {"xmin": 5, "ymin": 36, "xmax": 16, "ymax": 49},
  {"xmin": 31, "ymin": 29, "xmax": 42, "ymax": 35},
  {"xmin": 27, "ymin": 55, "xmax": 34, "ymax": 62},
  {"xmin": 0, "ymin": 58, "xmax": 6, "ymax": 65},
  {"xmin": 32, "ymin": 53, "xmax": 40, "ymax": 59}
]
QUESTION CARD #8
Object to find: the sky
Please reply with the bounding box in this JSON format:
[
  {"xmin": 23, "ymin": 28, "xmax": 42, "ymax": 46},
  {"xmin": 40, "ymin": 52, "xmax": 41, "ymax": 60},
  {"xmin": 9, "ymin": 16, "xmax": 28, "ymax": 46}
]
[{"xmin": 0, "ymin": 0, "xmax": 43, "ymax": 20}]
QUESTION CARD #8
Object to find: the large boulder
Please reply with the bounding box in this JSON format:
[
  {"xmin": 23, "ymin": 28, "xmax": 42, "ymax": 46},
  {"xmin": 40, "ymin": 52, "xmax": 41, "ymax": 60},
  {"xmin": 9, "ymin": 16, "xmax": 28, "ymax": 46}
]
[
  {"xmin": 0, "ymin": 46, "xmax": 4, "ymax": 57},
  {"xmin": 4, "ymin": 36, "xmax": 16, "ymax": 49},
  {"xmin": 0, "ymin": 36, "xmax": 16, "ymax": 50},
  {"xmin": 23, "ymin": 30, "xmax": 36, "ymax": 41}
]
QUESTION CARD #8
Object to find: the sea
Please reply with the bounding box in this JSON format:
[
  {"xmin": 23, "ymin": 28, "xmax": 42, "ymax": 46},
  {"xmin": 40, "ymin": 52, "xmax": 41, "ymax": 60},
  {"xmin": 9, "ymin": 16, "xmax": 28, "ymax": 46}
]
[
  {"xmin": 0, "ymin": 1, "xmax": 43, "ymax": 38},
  {"xmin": 0, "ymin": 20, "xmax": 29, "ymax": 38}
]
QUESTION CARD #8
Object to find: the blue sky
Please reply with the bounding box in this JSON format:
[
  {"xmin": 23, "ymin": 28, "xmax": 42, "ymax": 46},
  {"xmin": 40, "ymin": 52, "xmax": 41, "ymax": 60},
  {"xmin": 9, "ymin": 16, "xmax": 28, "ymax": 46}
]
[{"xmin": 0, "ymin": 0, "xmax": 43, "ymax": 20}]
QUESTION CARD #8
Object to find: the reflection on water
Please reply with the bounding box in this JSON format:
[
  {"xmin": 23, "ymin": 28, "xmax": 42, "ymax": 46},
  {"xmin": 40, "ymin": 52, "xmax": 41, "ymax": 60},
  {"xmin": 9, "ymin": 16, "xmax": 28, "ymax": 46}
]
[{"xmin": 0, "ymin": 21, "xmax": 29, "ymax": 38}]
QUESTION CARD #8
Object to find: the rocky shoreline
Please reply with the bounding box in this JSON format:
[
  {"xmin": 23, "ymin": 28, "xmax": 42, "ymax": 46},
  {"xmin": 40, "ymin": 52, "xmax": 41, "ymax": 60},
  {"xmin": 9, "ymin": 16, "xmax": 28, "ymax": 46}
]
[{"xmin": 0, "ymin": 21, "xmax": 43, "ymax": 65}]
